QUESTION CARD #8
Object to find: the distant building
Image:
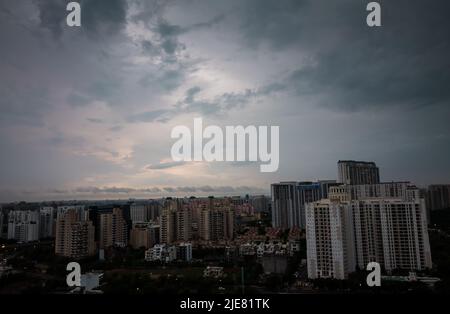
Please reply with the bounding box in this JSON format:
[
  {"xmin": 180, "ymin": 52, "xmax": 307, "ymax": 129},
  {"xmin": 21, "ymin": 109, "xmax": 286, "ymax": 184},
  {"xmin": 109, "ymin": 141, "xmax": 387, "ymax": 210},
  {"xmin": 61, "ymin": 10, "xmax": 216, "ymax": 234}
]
[
  {"xmin": 261, "ymin": 255, "xmax": 288, "ymax": 274},
  {"xmin": 176, "ymin": 242, "xmax": 193, "ymax": 262},
  {"xmin": 99, "ymin": 208, "xmax": 128, "ymax": 249},
  {"xmin": 0, "ymin": 209, "xmax": 7, "ymax": 238},
  {"xmin": 329, "ymin": 181, "xmax": 414, "ymax": 201},
  {"xmin": 337, "ymin": 160, "xmax": 380, "ymax": 185},
  {"xmin": 145, "ymin": 244, "xmax": 177, "ymax": 262},
  {"xmin": 160, "ymin": 199, "xmax": 192, "ymax": 244},
  {"xmin": 7, "ymin": 210, "xmax": 40, "ymax": 242},
  {"xmin": 427, "ymin": 184, "xmax": 450, "ymax": 210},
  {"xmin": 289, "ymin": 240, "xmax": 301, "ymax": 256},
  {"xmin": 271, "ymin": 182, "xmax": 298, "ymax": 230},
  {"xmin": 39, "ymin": 207, "xmax": 55, "ymax": 239},
  {"xmin": 203, "ymin": 266, "xmax": 224, "ymax": 278},
  {"xmin": 306, "ymin": 199, "xmax": 356, "ymax": 280},
  {"xmin": 55, "ymin": 208, "xmax": 96, "ymax": 259},
  {"xmin": 130, "ymin": 201, "xmax": 160, "ymax": 224},
  {"xmin": 130, "ymin": 222, "xmax": 154, "ymax": 249},
  {"xmin": 306, "ymin": 182, "xmax": 432, "ymax": 279},
  {"xmin": 351, "ymin": 198, "xmax": 432, "ymax": 271},
  {"xmin": 199, "ymin": 206, "xmax": 234, "ymax": 241},
  {"xmin": 176, "ymin": 207, "xmax": 192, "ymax": 242},
  {"xmin": 249, "ymin": 195, "xmax": 270, "ymax": 213},
  {"xmin": 149, "ymin": 224, "xmax": 160, "ymax": 245},
  {"xmin": 271, "ymin": 180, "xmax": 337, "ymax": 229},
  {"xmin": 57, "ymin": 206, "xmax": 86, "ymax": 219}
]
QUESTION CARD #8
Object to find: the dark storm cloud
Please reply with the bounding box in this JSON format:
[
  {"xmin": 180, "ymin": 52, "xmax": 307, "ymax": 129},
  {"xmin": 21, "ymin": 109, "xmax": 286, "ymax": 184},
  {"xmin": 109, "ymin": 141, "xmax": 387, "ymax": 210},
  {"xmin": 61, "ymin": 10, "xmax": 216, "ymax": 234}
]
[
  {"xmin": 0, "ymin": 84, "xmax": 51, "ymax": 126},
  {"xmin": 147, "ymin": 12, "xmax": 224, "ymax": 59},
  {"xmin": 47, "ymin": 133, "xmax": 86, "ymax": 148},
  {"xmin": 126, "ymin": 109, "xmax": 171, "ymax": 123},
  {"xmin": 67, "ymin": 92, "xmax": 92, "ymax": 107},
  {"xmin": 234, "ymin": 0, "xmax": 450, "ymax": 112},
  {"xmin": 138, "ymin": 68, "xmax": 186, "ymax": 92},
  {"xmin": 67, "ymin": 75, "xmax": 125, "ymax": 108},
  {"xmin": 34, "ymin": 0, "xmax": 66, "ymax": 38},
  {"xmin": 81, "ymin": 0, "xmax": 128, "ymax": 36},
  {"xmin": 1, "ymin": 0, "xmax": 450, "ymax": 201},
  {"xmin": 128, "ymin": 79, "xmax": 290, "ymax": 124},
  {"xmin": 174, "ymin": 82, "xmax": 286, "ymax": 117},
  {"xmin": 137, "ymin": 16, "xmax": 187, "ymax": 63},
  {"xmin": 235, "ymin": 0, "xmax": 308, "ymax": 49},
  {"xmin": 35, "ymin": 0, "xmax": 128, "ymax": 38}
]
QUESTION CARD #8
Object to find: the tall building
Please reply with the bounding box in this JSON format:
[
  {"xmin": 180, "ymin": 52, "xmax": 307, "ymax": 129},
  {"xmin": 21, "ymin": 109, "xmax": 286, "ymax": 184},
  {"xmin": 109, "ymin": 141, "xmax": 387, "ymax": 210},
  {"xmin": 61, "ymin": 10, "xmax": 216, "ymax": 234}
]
[
  {"xmin": 271, "ymin": 182, "xmax": 299, "ymax": 229},
  {"xmin": 351, "ymin": 198, "xmax": 432, "ymax": 271},
  {"xmin": 177, "ymin": 242, "xmax": 193, "ymax": 262},
  {"xmin": 249, "ymin": 195, "xmax": 269, "ymax": 213},
  {"xmin": 57, "ymin": 205, "xmax": 86, "ymax": 219},
  {"xmin": 297, "ymin": 181, "xmax": 338, "ymax": 228},
  {"xmin": 149, "ymin": 224, "xmax": 160, "ymax": 245},
  {"xmin": 7, "ymin": 210, "xmax": 40, "ymax": 242},
  {"xmin": 271, "ymin": 181, "xmax": 336, "ymax": 229},
  {"xmin": 330, "ymin": 181, "xmax": 413, "ymax": 201},
  {"xmin": 160, "ymin": 199, "xmax": 192, "ymax": 244},
  {"xmin": 0, "ymin": 209, "xmax": 6, "ymax": 238},
  {"xmin": 130, "ymin": 222, "xmax": 154, "ymax": 249},
  {"xmin": 337, "ymin": 160, "xmax": 380, "ymax": 185},
  {"xmin": 200, "ymin": 206, "xmax": 234, "ymax": 241},
  {"xmin": 305, "ymin": 199, "xmax": 355, "ymax": 280},
  {"xmin": 99, "ymin": 208, "xmax": 128, "ymax": 249},
  {"xmin": 189, "ymin": 198, "xmax": 211, "ymax": 239},
  {"xmin": 176, "ymin": 207, "xmax": 192, "ymax": 242},
  {"xmin": 39, "ymin": 207, "xmax": 55, "ymax": 239},
  {"xmin": 130, "ymin": 201, "xmax": 161, "ymax": 224},
  {"xmin": 307, "ymin": 182, "xmax": 432, "ymax": 279},
  {"xmin": 160, "ymin": 201, "xmax": 177, "ymax": 244},
  {"xmin": 55, "ymin": 208, "xmax": 96, "ymax": 259},
  {"xmin": 427, "ymin": 184, "xmax": 450, "ymax": 210}
]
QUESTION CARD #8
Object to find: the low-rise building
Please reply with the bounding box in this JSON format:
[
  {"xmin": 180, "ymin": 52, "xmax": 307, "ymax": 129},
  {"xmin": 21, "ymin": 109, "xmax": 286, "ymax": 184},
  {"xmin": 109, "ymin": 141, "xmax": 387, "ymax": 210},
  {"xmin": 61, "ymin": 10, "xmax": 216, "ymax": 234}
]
[{"xmin": 203, "ymin": 266, "xmax": 224, "ymax": 278}]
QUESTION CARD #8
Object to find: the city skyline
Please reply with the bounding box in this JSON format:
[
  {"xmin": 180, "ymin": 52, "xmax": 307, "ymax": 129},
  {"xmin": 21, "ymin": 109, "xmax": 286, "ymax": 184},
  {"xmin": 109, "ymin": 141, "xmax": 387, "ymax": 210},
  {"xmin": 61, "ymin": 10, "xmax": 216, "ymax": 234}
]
[
  {"xmin": 0, "ymin": 159, "xmax": 444, "ymax": 203},
  {"xmin": 1, "ymin": 0, "xmax": 450, "ymax": 202}
]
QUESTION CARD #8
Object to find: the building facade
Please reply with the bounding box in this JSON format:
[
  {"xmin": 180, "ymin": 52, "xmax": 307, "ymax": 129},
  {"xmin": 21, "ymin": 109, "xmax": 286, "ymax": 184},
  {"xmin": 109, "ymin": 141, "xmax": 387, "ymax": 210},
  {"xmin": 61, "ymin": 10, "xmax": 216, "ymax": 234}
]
[
  {"xmin": 199, "ymin": 207, "xmax": 234, "ymax": 241},
  {"xmin": 427, "ymin": 184, "xmax": 450, "ymax": 210},
  {"xmin": 7, "ymin": 210, "xmax": 40, "ymax": 242},
  {"xmin": 307, "ymin": 182, "xmax": 432, "ymax": 279},
  {"xmin": 39, "ymin": 207, "xmax": 55, "ymax": 239},
  {"xmin": 130, "ymin": 201, "xmax": 161, "ymax": 224},
  {"xmin": 306, "ymin": 199, "xmax": 356, "ymax": 280},
  {"xmin": 272, "ymin": 181, "xmax": 337, "ymax": 229},
  {"xmin": 55, "ymin": 208, "xmax": 96, "ymax": 259},
  {"xmin": 337, "ymin": 160, "xmax": 380, "ymax": 185},
  {"xmin": 99, "ymin": 208, "xmax": 128, "ymax": 249},
  {"xmin": 177, "ymin": 242, "xmax": 193, "ymax": 262},
  {"xmin": 130, "ymin": 222, "xmax": 153, "ymax": 249}
]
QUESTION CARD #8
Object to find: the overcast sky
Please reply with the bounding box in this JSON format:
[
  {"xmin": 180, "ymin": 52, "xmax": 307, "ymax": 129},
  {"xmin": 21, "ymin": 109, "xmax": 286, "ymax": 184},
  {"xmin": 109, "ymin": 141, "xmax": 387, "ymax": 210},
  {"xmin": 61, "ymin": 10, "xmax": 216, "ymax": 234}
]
[{"xmin": 0, "ymin": 0, "xmax": 449, "ymax": 202}]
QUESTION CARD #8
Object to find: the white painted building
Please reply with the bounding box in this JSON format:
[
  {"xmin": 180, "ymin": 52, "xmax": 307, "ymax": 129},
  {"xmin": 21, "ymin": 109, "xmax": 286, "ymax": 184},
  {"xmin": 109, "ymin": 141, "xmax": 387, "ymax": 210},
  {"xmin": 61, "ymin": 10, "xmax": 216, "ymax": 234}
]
[
  {"xmin": 305, "ymin": 199, "xmax": 355, "ymax": 280},
  {"xmin": 306, "ymin": 183, "xmax": 432, "ymax": 279},
  {"xmin": 7, "ymin": 210, "xmax": 40, "ymax": 242},
  {"xmin": 351, "ymin": 198, "xmax": 432, "ymax": 271},
  {"xmin": 145, "ymin": 244, "xmax": 177, "ymax": 262}
]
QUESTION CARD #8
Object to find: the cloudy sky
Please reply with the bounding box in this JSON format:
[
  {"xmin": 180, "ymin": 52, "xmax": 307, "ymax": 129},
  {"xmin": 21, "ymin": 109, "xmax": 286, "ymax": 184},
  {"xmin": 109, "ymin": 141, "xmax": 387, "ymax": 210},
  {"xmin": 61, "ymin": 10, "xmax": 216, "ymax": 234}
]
[{"xmin": 0, "ymin": 0, "xmax": 449, "ymax": 202}]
